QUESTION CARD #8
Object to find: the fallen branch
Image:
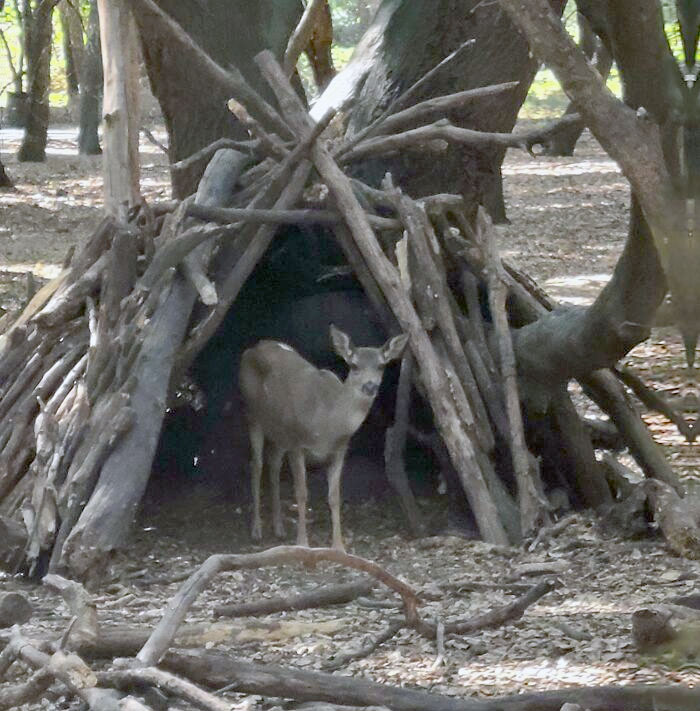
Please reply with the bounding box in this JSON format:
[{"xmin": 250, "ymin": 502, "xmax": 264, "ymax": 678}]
[
  {"xmin": 164, "ymin": 649, "xmax": 700, "ymax": 711},
  {"xmin": 137, "ymin": 545, "xmax": 422, "ymax": 666},
  {"xmin": 214, "ymin": 578, "xmax": 375, "ymax": 618}
]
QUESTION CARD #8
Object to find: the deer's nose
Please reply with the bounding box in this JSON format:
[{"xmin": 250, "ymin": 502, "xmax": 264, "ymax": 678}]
[{"xmin": 361, "ymin": 381, "xmax": 379, "ymax": 396}]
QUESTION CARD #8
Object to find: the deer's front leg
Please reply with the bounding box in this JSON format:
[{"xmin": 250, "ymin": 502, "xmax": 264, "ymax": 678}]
[
  {"xmin": 249, "ymin": 423, "xmax": 264, "ymax": 542},
  {"xmin": 289, "ymin": 449, "xmax": 309, "ymax": 547},
  {"xmin": 327, "ymin": 444, "xmax": 348, "ymax": 552}
]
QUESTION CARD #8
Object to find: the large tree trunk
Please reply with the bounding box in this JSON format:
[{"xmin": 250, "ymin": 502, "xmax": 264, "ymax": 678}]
[
  {"xmin": 78, "ymin": 0, "xmax": 102, "ymax": 156},
  {"xmin": 312, "ymin": 0, "xmax": 565, "ymax": 222},
  {"xmin": 18, "ymin": 0, "xmax": 58, "ymax": 163},
  {"xmin": 135, "ymin": 0, "xmax": 302, "ymax": 197}
]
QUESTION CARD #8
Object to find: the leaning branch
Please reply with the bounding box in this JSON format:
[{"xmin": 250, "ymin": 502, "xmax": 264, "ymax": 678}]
[{"xmin": 342, "ymin": 120, "xmax": 531, "ymax": 164}]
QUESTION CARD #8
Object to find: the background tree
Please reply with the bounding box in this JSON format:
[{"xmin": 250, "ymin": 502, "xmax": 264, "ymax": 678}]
[{"xmin": 17, "ymin": 0, "xmax": 60, "ymax": 161}]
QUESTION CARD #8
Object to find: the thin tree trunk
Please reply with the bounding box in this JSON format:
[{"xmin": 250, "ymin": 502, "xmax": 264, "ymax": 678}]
[
  {"xmin": 18, "ymin": 0, "xmax": 58, "ymax": 162},
  {"xmin": 78, "ymin": 0, "xmax": 102, "ymax": 155},
  {"xmin": 97, "ymin": 0, "xmax": 141, "ymax": 216}
]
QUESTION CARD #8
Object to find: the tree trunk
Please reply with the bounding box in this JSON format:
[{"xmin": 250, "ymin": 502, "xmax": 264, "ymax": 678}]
[
  {"xmin": 135, "ymin": 0, "xmax": 302, "ymax": 197},
  {"xmin": 78, "ymin": 0, "xmax": 102, "ymax": 155},
  {"xmin": 313, "ymin": 0, "xmax": 565, "ymax": 222},
  {"xmin": 97, "ymin": 0, "xmax": 141, "ymax": 216},
  {"xmin": 59, "ymin": 0, "xmax": 84, "ymax": 119},
  {"xmin": 18, "ymin": 0, "xmax": 58, "ymax": 163},
  {"xmin": 0, "ymin": 158, "xmax": 12, "ymax": 189}
]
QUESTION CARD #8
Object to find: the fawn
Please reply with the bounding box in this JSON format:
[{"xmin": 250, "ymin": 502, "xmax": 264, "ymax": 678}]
[{"xmin": 239, "ymin": 324, "xmax": 408, "ymax": 550}]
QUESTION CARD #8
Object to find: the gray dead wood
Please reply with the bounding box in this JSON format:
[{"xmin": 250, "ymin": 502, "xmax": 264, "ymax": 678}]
[
  {"xmin": 186, "ymin": 203, "xmax": 400, "ymax": 230},
  {"xmin": 0, "ymin": 669, "xmax": 53, "ymax": 710},
  {"xmin": 163, "ymin": 649, "xmax": 700, "ymax": 711},
  {"xmin": 360, "ymin": 83, "xmax": 520, "ymax": 140},
  {"xmin": 51, "ymin": 150, "xmax": 245, "ymax": 582},
  {"xmin": 254, "ymin": 49, "xmax": 510, "ymax": 546},
  {"xmin": 477, "ymin": 207, "xmax": 548, "ymax": 536},
  {"xmin": 383, "ymin": 351, "xmax": 425, "ymax": 536},
  {"xmin": 644, "ymin": 479, "xmax": 700, "ymax": 559},
  {"xmin": 2, "ymin": 627, "xmax": 126, "ymax": 710},
  {"xmin": 98, "ymin": 666, "xmax": 231, "ymax": 711},
  {"xmin": 183, "ymin": 148, "xmax": 250, "ymax": 306},
  {"xmin": 214, "ymin": 579, "xmax": 375, "ymax": 618},
  {"xmin": 340, "ymin": 121, "xmax": 533, "ymax": 166},
  {"xmin": 615, "ymin": 366, "xmax": 694, "ymax": 441}
]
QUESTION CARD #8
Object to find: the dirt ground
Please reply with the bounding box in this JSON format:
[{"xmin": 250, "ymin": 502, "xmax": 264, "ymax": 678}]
[{"xmin": 1, "ymin": 125, "xmax": 700, "ymax": 708}]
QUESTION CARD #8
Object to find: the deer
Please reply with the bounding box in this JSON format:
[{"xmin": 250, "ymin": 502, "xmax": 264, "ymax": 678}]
[{"xmin": 239, "ymin": 324, "xmax": 408, "ymax": 551}]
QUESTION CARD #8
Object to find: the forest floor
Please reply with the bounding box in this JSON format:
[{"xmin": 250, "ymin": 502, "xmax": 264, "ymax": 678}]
[{"xmin": 1, "ymin": 124, "xmax": 700, "ymax": 707}]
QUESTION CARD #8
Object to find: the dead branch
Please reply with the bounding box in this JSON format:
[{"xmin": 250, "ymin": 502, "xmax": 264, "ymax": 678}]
[
  {"xmin": 213, "ymin": 578, "xmax": 375, "ymax": 618},
  {"xmin": 2, "ymin": 627, "xmax": 129, "ymax": 710},
  {"xmin": 171, "ymin": 137, "xmax": 258, "ymax": 173},
  {"xmin": 645, "ymin": 479, "xmax": 700, "ymax": 559},
  {"xmin": 283, "ymin": 0, "xmax": 328, "ymax": 77},
  {"xmin": 615, "ymin": 366, "xmax": 694, "ymax": 441},
  {"xmin": 137, "ymin": 545, "xmax": 422, "ymax": 666},
  {"xmin": 384, "ymin": 351, "xmax": 425, "ymax": 536},
  {"xmin": 477, "ymin": 208, "xmax": 548, "ymax": 536},
  {"xmin": 186, "ymin": 203, "xmax": 401, "ymax": 230},
  {"xmin": 341, "ymin": 120, "xmax": 532, "ymax": 165},
  {"xmin": 338, "ymin": 38, "xmax": 477, "ymax": 155},
  {"xmin": 347, "ymin": 82, "xmax": 520, "ymax": 143},
  {"xmin": 228, "ymin": 98, "xmax": 289, "ymax": 159},
  {"xmin": 163, "ymin": 649, "xmax": 700, "ymax": 711},
  {"xmin": 98, "ymin": 666, "xmax": 231, "ymax": 711}
]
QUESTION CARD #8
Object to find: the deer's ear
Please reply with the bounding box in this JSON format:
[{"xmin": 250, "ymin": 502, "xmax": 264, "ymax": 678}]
[
  {"xmin": 330, "ymin": 324, "xmax": 356, "ymax": 364},
  {"xmin": 381, "ymin": 333, "xmax": 409, "ymax": 363}
]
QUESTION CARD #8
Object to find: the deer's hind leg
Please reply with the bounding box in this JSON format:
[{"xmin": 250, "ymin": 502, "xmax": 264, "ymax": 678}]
[
  {"xmin": 269, "ymin": 444, "xmax": 286, "ymax": 539},
  {"xmin": 249, "ymin": 422, "xmax": 265, "ymax": 542}
]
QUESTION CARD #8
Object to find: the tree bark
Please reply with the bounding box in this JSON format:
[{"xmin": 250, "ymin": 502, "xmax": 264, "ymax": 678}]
[
  {"xmin": 18, "ymin": 0, "xmax": 59, "ymax": 162},
  {"xmin": 79, "ymin": 0, "xmax": 102, "ymax": 155},
  {"xmin": 97, "ymin": 0, "xmax": 141, "ymax": 216}
]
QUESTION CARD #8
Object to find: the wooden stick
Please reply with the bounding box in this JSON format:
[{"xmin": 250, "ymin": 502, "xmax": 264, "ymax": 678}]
[
  {"xmin": 477, "ymin": 208, "xmax": 548, "ymax": 536},
  {"xmin": 186, "ymin": 203, "xmax": 400, "ymax": 230},
  {"xmin": 341, "ymin": 120, "xmax": 533, "ymax": 166},
  {"xmin": 213, "ymin": 579, "xmax": 375, "ymax": 618},
  {"xmin": 340, "ymin": 82, "xmax": 519, "ymax": 149},
  {"xmin": 283, "ymin": 0, "xmax": 327, "ymax": 77}
]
